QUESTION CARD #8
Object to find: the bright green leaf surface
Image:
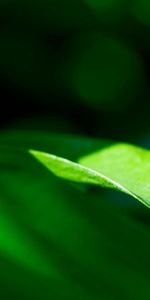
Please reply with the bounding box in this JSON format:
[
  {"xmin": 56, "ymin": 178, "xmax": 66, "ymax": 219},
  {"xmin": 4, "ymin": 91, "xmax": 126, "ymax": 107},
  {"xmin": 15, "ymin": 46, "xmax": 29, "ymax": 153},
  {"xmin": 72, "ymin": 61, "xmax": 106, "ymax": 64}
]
[{"xmin": 30, "ymin": 142, "xmax": 150, "ymax": 208}]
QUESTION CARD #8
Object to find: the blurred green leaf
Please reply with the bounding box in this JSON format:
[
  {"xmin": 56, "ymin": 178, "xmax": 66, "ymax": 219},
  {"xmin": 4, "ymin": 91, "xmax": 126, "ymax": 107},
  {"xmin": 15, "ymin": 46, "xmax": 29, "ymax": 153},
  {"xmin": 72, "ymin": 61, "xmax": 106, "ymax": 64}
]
[
  {"xmin": 0, "ymin": 130, "xmax": 103, "ymax": 160},
  {"xmin": 30, "ymin": 142, "xmax": 150, "ymax": 208}
]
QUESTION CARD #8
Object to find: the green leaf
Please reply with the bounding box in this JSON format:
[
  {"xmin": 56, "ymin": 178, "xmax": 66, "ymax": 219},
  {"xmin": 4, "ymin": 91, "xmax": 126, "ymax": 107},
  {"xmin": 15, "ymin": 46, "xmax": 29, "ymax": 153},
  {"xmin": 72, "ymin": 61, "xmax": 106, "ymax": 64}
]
[
  {"xmin": 30, "ymin": 142, "xmax": 150, "ymax": 208},
  {"xmin": 1, "ymin": 131, "xmax": 150, "ymax": 299}
]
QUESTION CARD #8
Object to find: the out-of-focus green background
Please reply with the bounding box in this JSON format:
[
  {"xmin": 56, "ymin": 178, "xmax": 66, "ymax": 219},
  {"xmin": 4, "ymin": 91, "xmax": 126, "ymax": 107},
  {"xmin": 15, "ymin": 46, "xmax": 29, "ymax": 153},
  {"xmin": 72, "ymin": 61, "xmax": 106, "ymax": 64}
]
[
  {"xmin": 0, "ymin": 0, "xmax": 150, "ymax": 142},
  {"xmin": 0, "ymin": 1, "xmax": 150, "ymax": 299}
]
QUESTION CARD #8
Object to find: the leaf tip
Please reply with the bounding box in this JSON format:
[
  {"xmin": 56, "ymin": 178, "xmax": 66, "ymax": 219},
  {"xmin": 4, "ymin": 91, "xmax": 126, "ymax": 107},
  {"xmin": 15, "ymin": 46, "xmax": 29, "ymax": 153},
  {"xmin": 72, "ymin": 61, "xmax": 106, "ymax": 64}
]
[{"xmin": 29, "ymin": 149, "xmax": 39, "ymax": 157}]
